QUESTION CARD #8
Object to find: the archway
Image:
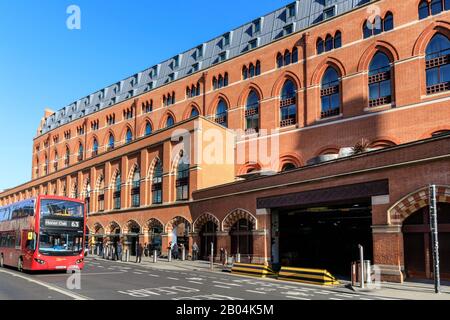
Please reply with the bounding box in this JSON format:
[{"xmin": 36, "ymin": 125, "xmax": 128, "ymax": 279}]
[
  {"xmin": 93, "ymin": 223, "xmax": 105, "ymax": 256},
  {"xmin": 403, "ymin": 203, "xmax": 450, "ymax": 280},
  {"xmin": 223, "ymin": 209, "xmax": 257, "ymax": 262},
  {"xmin": 146, "ymin": 218, "xmax": 164, "ymax": 254},
  {"xmin": 166, "ymin": 216, "xmax": 192, "ymax": 252},
  {"xmin": 125, "ymin": 220, "xmax": 141, "ymax": 257},
  {"xmin": 108, "ymin": 221, "xmax": 121, "ymax": 248},
  {"xmin": 193, "ymin": 213, "xmax": 220, "ymax": 261}
]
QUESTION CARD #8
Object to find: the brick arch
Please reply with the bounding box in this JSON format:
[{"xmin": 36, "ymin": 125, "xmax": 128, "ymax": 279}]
[
  {"xmin": 165, "ymin": 216, "xmax": 192, "ymax": 234},
  {"xmin": 139, "ymin": 117, "xmax": 154, "ymax": 136},
  {"xmin": 238, "ymin": 162, "xmax": 262, "ymax": 176},
  {"xmin": 109, "ymin": 168, "xmax": 121, "ymax": 189},
  {"xmin": 120, "ymin": 124, "xmax": 134, "ymax": 142},
  {"xmin": 193, "ymin": 213, "xmax": 220, "ymax": 233},
  {"xmin": 412, "ymin": 21, "xmax": 450, "ymax": 56},
  {"xmin": 106, "ymin": 221, "xmax": 121, "ymax": 234},
  {"xmin": 419, "ymin": 126, "xmax": 450, "ymax": 139},
  {"xmin": 93, "ymin": 223, "xmax": 104, "ymax": 235},
  {"xmin": 145, "ymin": 218, "xmax": 164, "ymax": 231},
  {"xmin": 222, "ymin": 209, "xmax": 257, "ymax": 232},
  {"xmin": 102, "ymin": 130, "xmax": 116, "ymax": 147},
  {"xmin": 357, "ymin": 40, "xmax": 400, "ymax": 72},
  {"xmin": 127, "ymin": 162, "xmax": 140, "ymax": 184},
  {"xmin": 278, "ymin": 153, "xmax": 304, "ymax": 171},
  {"xmin": 95, "ymin": 174, "xmax": 105, "ymax": 191},
  {"xmin": 310, "ymin": 57, "xmax": 346, "ymax": 86},
  {"xmin": 207, "ymin": 93, "xmax": 232, "ymax": 116},
  {"xmin": 270, "ymin": 71, "xmax": 302, "ymax": 98},
  {"xmin": 315, "ymin": 145, "xmax": 341, "ymax": 156},
  {"xmin": 183, "ymin": 102, "xmax": 202, "ymax": 120},
  {"xmin": 369, "ymin": 139, "xmax": 397, "ymax": 149},
  {"xmin": 237, "ymin": 82, "xmax": 265, "ymax": 107},
  {"xmin": 146, "ymin": 156, "xmax": 161, "ymax": 180},
  {"xmin": 158, "ymin": 110, "xmax": 177, "ymax": 130},
  {"xmin": 388, "ymin": 185, "xmax": 450, "ymax": 225},
  {"xmin": 124, "ymin": 220, "xmax": 142, "ymax": 233},
  {"xmin": 89, "ymin": 134, "xmax": 100, "ymax": 151}
]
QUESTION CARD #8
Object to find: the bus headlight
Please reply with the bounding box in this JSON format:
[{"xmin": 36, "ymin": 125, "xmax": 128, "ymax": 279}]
[
  {"xmin": 76, "ymin": 259, "xmax": 84, "ymax": 264},
  {"xmin": 34, "ymin": 258, "xmax": 46, "ymax": 265}
]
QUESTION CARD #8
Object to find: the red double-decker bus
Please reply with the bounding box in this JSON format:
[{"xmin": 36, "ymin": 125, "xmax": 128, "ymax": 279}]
[{"xmin": 0, "ymin": 195, "xmax": 85, "ymax": 271}]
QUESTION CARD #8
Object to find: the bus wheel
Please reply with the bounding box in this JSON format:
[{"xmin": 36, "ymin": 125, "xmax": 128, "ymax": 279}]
[
  {"xmin": 0, "ymin": 254, "xmax": 4, "ymax": 268},
  {"xmin": 17, "ymin": 258, "xmax": 23, "ymax": 272}
]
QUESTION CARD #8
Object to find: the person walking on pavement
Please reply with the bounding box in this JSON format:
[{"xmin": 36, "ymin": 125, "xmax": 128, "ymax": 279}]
[
  {"xmin": 136, "ymin": 242, "xmax": 143, "ymax": 263},
  {"xmin": 192, "ymin": 242, "xmax": 199, "ymax": 261},
  {"xmin": 144, "ymin": 242, "xmax": 149, "ymax": 257},
  {"xmin": 172, "ymin": 242, "xmax": 179, "ymax": 260},
  {"xmin": 220, "ymin": 247, "xmax": 225, "ymax": 265},
  {"xmin": 117, "ymin": 241, "xmax": 123, "ymax": 261},
  {"xmin": 179, "ymin": 243, "xmax": 184, "ymax": 260}
]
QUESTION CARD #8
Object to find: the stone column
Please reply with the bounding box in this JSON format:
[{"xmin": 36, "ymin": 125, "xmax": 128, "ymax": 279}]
[{"xmin": 104, "ymin": 162, "xmax": 112, "ymax": 211}]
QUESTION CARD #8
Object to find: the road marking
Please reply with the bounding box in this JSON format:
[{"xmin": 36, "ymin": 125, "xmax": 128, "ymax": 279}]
[
  {"xmin": 246, "ymin": 290, "xmax": 267, "ymax": 295},
  {"xmin": 372, "ymin": 297, "xmax": 397, "ymax": 300},
  {"xmin": 0, "ymin": 268, "xmax": 90, "ymax": 300},
  {"xmin": 287, "ymin": 296, "xmax": 311, "ymax": 300},
  {"xmin": 133, "ymin": 272, "xmax": 143, "ymax": 275},
  {"xmin": 186, "ymin": 277, "xmax": 204, "ymax": 281},
  {"xmin": 282, "ymin": 291, "xmax": 310, "ymax": 296},
  {"xmin": 335, "ymin": 293, "xmax": 359, "ymax": 298},
  {"xmin": 188, "ymin": 281, "xmax": 204, "ymax": 285},
  {"xmin": 213, "ymin": 281, "xmax": 242, "ymax": 287},
  {"xmin": 329, "ymin": 297, "xmax": 343, "ymax": 300},
  {"xmin": 97, "ymin": 266, "xmax": 105, "ymax": 268},
  {"xmin": 148, "ymin": 274, "xmax": 160, "ymax": 277},
  {"xmin": 136, "ymin": 270, "xmax": 148, "ymax": 273},
  {"xmin": 167, "ymin": 277, "xmax": 180, "ymax": 281},
  {"xmin": 314, "ymin": 291, "xmax": 331, "ymax": 295},
  {"xmin": 359, "ymin": 298, "xmax": 374, "ymax": 300},
  {"xmin": 214, "ymin": 285, "xmax": 231, "ymax": 289}
]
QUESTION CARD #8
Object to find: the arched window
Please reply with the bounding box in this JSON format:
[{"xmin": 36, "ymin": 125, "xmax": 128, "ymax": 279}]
[
  {"xmin": 53, "ymin": 151, "xmax": 58, "ymax": 171},
  {"xmin": 152, "ymin": 160, "xmax": 163, "ymax": 204},
  {"xmin": 145, "ymin": 122, "xmax": 152, "ymax": 136},
  {"xmin": 419, "ymin": 1, "xmax": 430, "ymax": 19},
  {"xmin": 280, "ymin": 80, "xmax": 297, "ymax": 127},
  {"xmin": 363, "ymin": 20, "xmax": 373, "ymax": 39},
  {"xmin": 256, "ymin": 60, "xmax": 261, "ymax": 75},
  {"xmin": 245, "ymin": 90, "xmax": 260, "ymax": 134},
  {"xmin": 166, "ymin": 115, "xmax": 175, "ymax": 128},
  {"xmin": 108, "ymin": 134, "xmax": 115, "ymax": 150},
  {"xmin": 213, "ymin": 76, "xmax": 218, "ymax": 90},
  {"xmin": 334, "ymin": 31, "xmax": 342, "ymax": 48},
  {"xmin": 383, "ymin": 12, "xmax": 394, "ymax": 31},
  {"xmin": 218, "ymin": 74, "xmax": 224, "ymax": 88},
  {"xmin": 284, "ymin": 50, "xmax": 291, "ymax": 66},
  {"xmin": 373, "ymin": 15, "xmax": 382, "ymax": 36},
  {"xmin": 242, "ymin": 66, "xmax": 248, "ymax": 80},
  {"xmin": 425, "ymin": 33, "xmax": 450, "ymax": 94},
  {"xmin": 317, "ymin": 38, "xmax": 324, "ymax": 54},
  {"xmin": 431, "ymin": 0, "xmax": 443, "ymax": 15},
  {"xmin": 249, "ymin": 63, "xmax": 255, "ymax": 78},
  {"xmin": 131, "ymin": 169, "xmax": 141, "ymax": 207},
  {"xmin": 190, "ymin": 107, "xmax": 199, "ymax": 118},
  {"xmin": 92, "ymin": 138, "xmax": 99, "ymax": 156},
  {"xmin": 196, "ymin": 83, "xmax": 201, "ymax": 96},
  {"xmin": 44, "ymin": 154, "xmax": 48, "ymax": 175},
  {"xmin": 85, "ymin": 179, "xmax": 91, "ymax": 214},
  {"xmin": 113, "ymin": 173, "xmax": 121, "ymax": 210},
  {"xmin": 292, "ymin": 47, "xmax": 298, "ymax": 63},
  {"xmin": 65, "ymin": 147, "xmax": 70, "ymax": 167},
  {"xmin": 224, "ymin": 73, "xmax": 229, "ymax": 86},
  {"xmin": 176, "ymin": 161, "xmax": 189, "ymax": 201},
  {"xmin": 325, "ymin": 34, "xmax": 333, "ymax": 51},
  {"xmin": 97, "ymin": 176, "xmax": 105, "ymax": 212},
  {"xmin": 368, "ymin": 52, "xmax": 392, "ymax": 107},
  {"xmin": 125, "ymin": 128, "xmax": 133, "ymax": 144},
  {"xmin": 77, "ymin": 143, "xmax": 83, "ymax": 161},
  {"xmin": 186, "ymin": 87, "xmax": 191, "ymax": 98},
  {"xmin": 215, "ymin": 99, "xmax": 228, "ymax": 127},
  {"xmin": 321, "ymin": 67, "xmax": 341, "ymax": 118},
  {"xmin": 277, "ymin": 53, "xmax": 283, "ymax": 68},
  {"xmin": 282, "ymin": 163, "xmax": 297, "ymax": 172}
]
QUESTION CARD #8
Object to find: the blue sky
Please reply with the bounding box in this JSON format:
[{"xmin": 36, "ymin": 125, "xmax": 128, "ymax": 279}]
[{"xmin": 0, "ymin": 0, "xmax": 293, "ymax": 191}]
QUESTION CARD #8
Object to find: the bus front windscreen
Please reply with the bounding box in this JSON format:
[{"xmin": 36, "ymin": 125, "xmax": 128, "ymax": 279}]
[
  {"xmin": 40, "ymin": 199, "xmax": 84, "ymax": 218},
  {"xmin": 38, "ymin": 232, "xmax": 84, "ymax": 256}
]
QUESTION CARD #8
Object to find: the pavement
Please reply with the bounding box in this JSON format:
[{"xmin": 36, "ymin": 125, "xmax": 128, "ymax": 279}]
[{"xmin": 0, "ymin": 255, "xmax": 449, "ymax": 300}]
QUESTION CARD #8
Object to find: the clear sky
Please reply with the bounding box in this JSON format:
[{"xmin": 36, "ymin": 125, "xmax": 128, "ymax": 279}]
[{"xmin": 0, "ymin": 0, "xmax": 293, "ymax": 191}]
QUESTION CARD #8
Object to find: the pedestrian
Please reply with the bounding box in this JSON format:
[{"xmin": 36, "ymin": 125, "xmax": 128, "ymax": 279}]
[
  {"xmin": 168, "ymin": 241, "xmax": 172, "ymax": 259},
  {"xmin": 192, "ymin": 242, "xmax": 199, "ymax": 261},
  {"xmin": 172, "ymin": 242, "xmax": 179, "ymax": 260},
  {"xmin": 136, "ymin": 243, "xmax": 143, "ymax": 263},
  {"xmin": 144, "ymin": 242, "xmax": 149, "ymax": 257},
  {"xmin": 223, "ymin": 249, "xmax": 228, "ymax": 266},
  {"xmin": 117, "ymin": 241, "xmax": 123, "ymax": 261},
  {"xmin": 220, "ymin": 247, "xmax": 225, "ymax": 265},
  {"xmin": 179, "ymin": 243, "xmax": 184, "ymax": 260}
]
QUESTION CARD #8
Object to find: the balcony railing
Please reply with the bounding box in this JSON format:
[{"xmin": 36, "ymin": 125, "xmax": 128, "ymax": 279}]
[
  {"xmin": 427, "ymin": 82, "xmax": 450, "ymax": 95},
  {"xmin": 280, "ymin": 96, "xmax": 296, "ymax": 107},
  {"xmin": 280, "ymin": 118, "xmax": 295, "ymax": 127},
  {"xmin": 321, "ymin": 108, "xmax": 340, "ymax": 119}
]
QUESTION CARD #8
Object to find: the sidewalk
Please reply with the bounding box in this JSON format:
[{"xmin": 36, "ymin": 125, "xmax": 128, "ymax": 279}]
[{"xmin": 88, "ymin": 255, "xmax": 450, "ymax": 300}]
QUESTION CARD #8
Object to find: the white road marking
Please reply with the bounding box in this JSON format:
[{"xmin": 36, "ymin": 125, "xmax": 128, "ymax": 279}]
[
  {"xmin": 186, "ymin": 277, "xmax": 204, "ymax": 281},
  {"xmin": 287, "ymin": 296, "xmax": 311, "ymax": 300},
  {"xmin": 335, "ymin": 293, "xmax": 359, "ymax": 298},
  {"xmin": 167, "ymin": 277, "xmax": 179, "ymax": 281},
  {"xmin": 0, "ymin": 268, "xmax": 90, "ymax": 300},
  {"xmin": 329, "ymin": 298, "xmax": 343, "ymax": 300},
  {"xmin": 246, "ymin": 290, "xmax": 267, "ymax": 295},
  {"xmin": 214, "ymin": 285, "xmax": 231, "ymax": 289},
  {"xmin": 97, "ymin": 266, "xmax": 105, "ymax": 268},
  {"xmin": 281, "ymin": 291, "xmax": 310, "ymax": 296},
  {"xmin": 188, "ymin": 281, "xmax": 204, "ymax": 285},
  {"xmin": 359, "ymin": 297, "xmax": 374, "ymax": 300},
  {"xmin": 213, "ymin": 281, "xmax": 242, "ymax": 287},
  {"xmin": 133, "ymin": 272, "xmax": 143, "ymax": 275},
  {"xmin": 148, "ymin": 274, "xmax": 160, "ymax": 277}
]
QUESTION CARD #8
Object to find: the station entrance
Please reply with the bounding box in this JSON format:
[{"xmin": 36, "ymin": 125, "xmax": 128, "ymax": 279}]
[{"xmin": 275, "ymin": 200, "xmax": 373, "ymax": 278}]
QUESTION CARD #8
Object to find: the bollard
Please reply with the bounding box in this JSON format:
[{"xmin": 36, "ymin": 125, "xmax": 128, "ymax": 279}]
[
  {"xmin": 182, "ymin": 248, "xmax": 186, "ymax": 261},
  {"xmin": 168, "ymin": 250, "xmax": 172, "ymax": 262},
  {"xmin": 126, "ymin": 249, "xmax": 130, "ymax": 262},
  {"xmin": 364, "ymin": 260, "xmax": 372, "ymax": 284},
  {"xmin": 236, "ymin": 253, "xmax": 241, "ymax": 263},
  {"xmin": 359, "ymin": 245, "xmax": 365, "ymax": 289},
  {"xmin": 153, "ymin": 250, "xmax": 157, "ymax": 263}
]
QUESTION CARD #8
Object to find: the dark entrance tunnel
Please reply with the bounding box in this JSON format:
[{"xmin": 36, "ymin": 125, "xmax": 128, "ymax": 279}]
[{"xmin": 277, "ymin": 200, "xmax": 373, "ymax": 278}]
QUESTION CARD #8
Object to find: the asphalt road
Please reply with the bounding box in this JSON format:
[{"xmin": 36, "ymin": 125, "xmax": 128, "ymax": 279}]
[{"xmin": 0, "ymin": 257, "xmax": 400, "ymax": 301}]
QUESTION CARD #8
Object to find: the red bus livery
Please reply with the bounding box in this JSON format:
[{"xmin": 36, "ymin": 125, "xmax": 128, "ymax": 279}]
[{"xmin": 0, "ymin": 195, "xmax": 85, "ymax": 271}]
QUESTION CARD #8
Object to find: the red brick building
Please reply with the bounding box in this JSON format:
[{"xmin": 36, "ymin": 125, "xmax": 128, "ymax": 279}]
[{"xmin": 1, "ymin": 0, "xmax": 449, "ymax": 282}]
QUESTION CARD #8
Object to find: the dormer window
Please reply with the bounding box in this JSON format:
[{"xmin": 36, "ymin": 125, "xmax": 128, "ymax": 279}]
[
  {"xmin": 196, "ymin": 45, "xmax": 204, "ymax": 59},
  {"xmin": 173, "ymin": 55, "xmax": 180, "ymax": 68},
  {"xmin": 323, "ymin": 6, "xmax": 336, "ymax": 20},
  {"xmin": 284, "ymin": 24, "xmax": 294, "ymax": 36},
  {"xmin": 223, "ymin": 32, "xmax": 231, "ymax": 47},
  {"xmin": 168, "ymin": 73, "xmax": 175, "ymax": 82},
  {"xmin": 219, "ymin": 51, "xmax": 227, "ymax": 62},
  {"xmin": 130, "ymin": 76, "xmax": 137, "ymax": 87},
  {"xmin": 287, "ymin": 3, "xmax": 296, "ymax": 18},
  {"xmin": 253, "ymin": 18, "xmax": 261, "ymax": 35},
  {"xmin": 248, "ymin": 39, "xmax": 258, "ymax": 50},
  {"xmin": 191, "ymin": 63, "xmax": 200, "ymax": 73}
]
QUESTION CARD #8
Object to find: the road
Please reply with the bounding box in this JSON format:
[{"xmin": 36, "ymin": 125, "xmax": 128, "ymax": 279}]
[{"xmin": 0, "ymin": 257, "xmax": 399, "ymax": 300}]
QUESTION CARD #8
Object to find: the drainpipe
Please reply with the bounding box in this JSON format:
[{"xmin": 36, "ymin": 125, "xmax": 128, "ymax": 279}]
[
  {"xmin": 302, "ymin": 32, "xmax": 309, "ymax": 127},
  {"xmin": 201, "ymin": 72, "xmax": 208, "ymax": 116},
  {"xmin": 133, "ymin": 98, "xmax": 138, "ymax": 138}
]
